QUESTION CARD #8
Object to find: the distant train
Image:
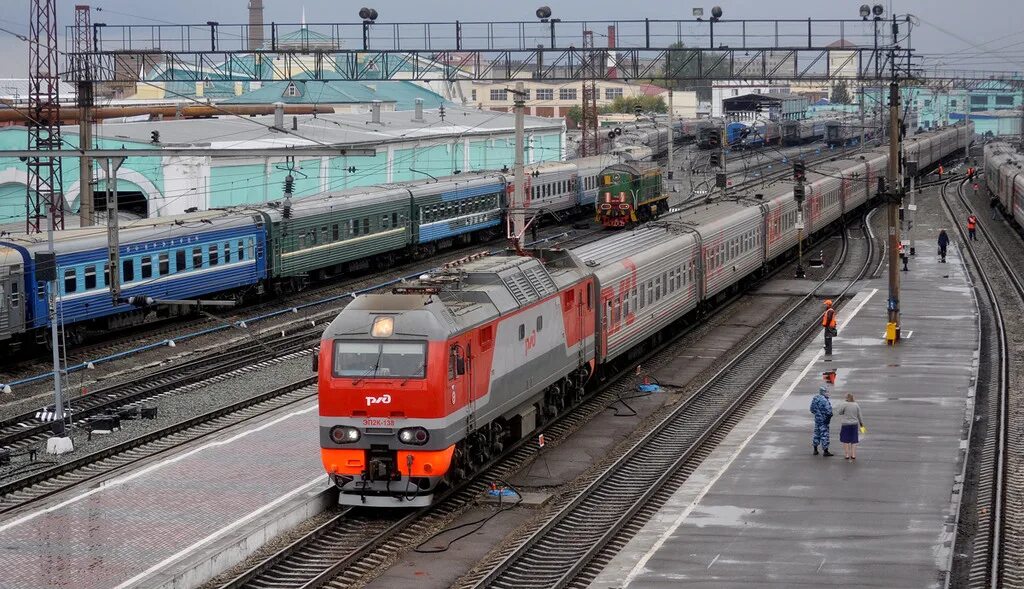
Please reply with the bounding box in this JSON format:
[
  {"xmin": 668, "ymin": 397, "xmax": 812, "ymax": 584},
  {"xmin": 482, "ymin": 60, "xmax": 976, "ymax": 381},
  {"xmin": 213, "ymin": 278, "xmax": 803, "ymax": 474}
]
[
  {"xmin": 984, "ymin": 141, "xmax": 1024, "ymax": 228},
  {"xmin": 0, "ymin": 154, "xmax": 626, "ymax": 350},
  {"xmin": 781, "ymin": 119, "xmax": 828, "ymax": 146},
  {"xmin": 726, "ymin": 121, "xmax": 781, "ymax": 149},
  {"xmin": 316, "ymin": 122, "xmax": 972, "ymax": 507}
]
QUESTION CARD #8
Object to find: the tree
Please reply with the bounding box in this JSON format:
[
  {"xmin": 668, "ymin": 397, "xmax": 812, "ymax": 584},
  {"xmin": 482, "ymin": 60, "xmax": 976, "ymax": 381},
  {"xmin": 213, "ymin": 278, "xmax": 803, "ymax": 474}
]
[
  {"xmin": 660, "ymin": 42, "xmax": 730, "ymax": 101},
  {"xmin": 831, "ymin": 80, "xmax": 852, "ymax": 104},
  {"xmin": 565, "ymin": 104, "xmax": 583, "ymax": 127}
]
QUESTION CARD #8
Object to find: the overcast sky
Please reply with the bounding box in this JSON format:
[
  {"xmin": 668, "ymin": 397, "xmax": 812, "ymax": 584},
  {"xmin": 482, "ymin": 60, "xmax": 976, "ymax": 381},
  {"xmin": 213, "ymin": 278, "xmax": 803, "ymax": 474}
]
[{"xmin": 0, "ymin": 0, "xmax": 1020, "ymax": 78}]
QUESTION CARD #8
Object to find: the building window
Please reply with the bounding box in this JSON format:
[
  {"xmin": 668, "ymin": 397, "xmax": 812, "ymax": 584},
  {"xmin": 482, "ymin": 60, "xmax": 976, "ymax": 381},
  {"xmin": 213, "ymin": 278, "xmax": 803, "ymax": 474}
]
[
  {"xmin": 970, "ymin": 95, "xmax": 987, "ymax": 106},
  {"xmin": 284, "ymin": 82, "xmax": 299, "ymax": 97},
  {"xmin": 536, "ymin": 88, "xmax": 554, "ymax": 100},
  {"xmin": 559, "ymin": 88, "xmax": 577, "ymax": 100},
  {"xmin": 471, "ymin": 89, "xmax": 477, "ymax": 101},
  {"xmin": 520, "ymin": 89, "xmax": 530, "ymax": 100},
  {"xmin": 604, "ymin": 88, "xmax": 624, "ymax": 100},
  {"xmin": 490, "ymin": 89, "xmax": 508, "ymax": 101},
  {"xmin": 996, "ymin": 95, "xmax": 1014, "ymax": 106},
  {"xmin": 950, "ymin": 99, "xmax": 958, "ymax": 107}
]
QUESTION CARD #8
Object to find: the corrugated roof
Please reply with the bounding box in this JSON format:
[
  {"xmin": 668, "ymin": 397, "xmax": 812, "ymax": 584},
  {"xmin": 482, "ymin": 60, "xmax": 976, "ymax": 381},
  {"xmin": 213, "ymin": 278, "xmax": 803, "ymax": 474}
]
[
  {"xmin": 71, "ymin": 105, "xmax": 562, "ymax": 149},
  {"xmin": 0, "ymin": 78, "xmax": 77, "ymax": 102}
]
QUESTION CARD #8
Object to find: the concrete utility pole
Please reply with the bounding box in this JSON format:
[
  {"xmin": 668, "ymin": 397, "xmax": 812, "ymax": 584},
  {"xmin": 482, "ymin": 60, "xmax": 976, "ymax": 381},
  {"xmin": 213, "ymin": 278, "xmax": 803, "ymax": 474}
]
[
  {"xmin": 794, "ymin": 160, "xmax": 806, "ymax": 278},
  {"xmin": 906, "ymin": 159, "xmax": 918, "ymax": 256},
  {"xmin": 105, "ymin": 157, "xmax": 124, "ymax": 303},
  {"xmin": 510, "ymin": 81, "xmax": 526, "ymax": 250},
  {"xmin": 859, "ymin": 82, "xmax": 866, "ymax": 149},
  {"xmin": 667, "ymin": 89, "xmax": 675, "ymax": 180},
  {"xmin": 885, "ymin": 78, "xmax": 902, "ymax": 343},
  {"xmin": 45, "ymin": 204, "xmax": 64, "ymax": 436},
  {"xmin": 78, "ymin": 88, "xmax": 94, "ymax": 227}
]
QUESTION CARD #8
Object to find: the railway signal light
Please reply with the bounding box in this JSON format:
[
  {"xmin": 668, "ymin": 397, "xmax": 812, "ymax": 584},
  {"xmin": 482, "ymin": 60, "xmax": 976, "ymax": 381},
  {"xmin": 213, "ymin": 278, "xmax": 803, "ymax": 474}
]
[
  {"xmin": 793, "ymin": 183, "xmax": 805, "ymax": 203},
  {"xmin": 150, "ymin": 131, "xmax": 160, "ymax": 144},
  {"xmin": 710, "ymin": 153, "xmax": 721, "ymax": 168},
  {"xmin": 793, "ymin": 160, "xmax": 806, "ymax": 182},
  {"xmin": 716, "ymin": 173, "xmax": 727, "ymax": 188}
]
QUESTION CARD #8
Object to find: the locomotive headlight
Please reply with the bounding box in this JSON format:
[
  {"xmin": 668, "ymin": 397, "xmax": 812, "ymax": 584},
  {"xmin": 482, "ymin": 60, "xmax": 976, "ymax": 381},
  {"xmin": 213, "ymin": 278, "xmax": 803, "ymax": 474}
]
[
  {"xmin": 371, "ymin": 316, "xmax": 394, "ymax": 338},
  {"xmin": 398, "ymin": 427, "xmax": 430, "ymax": 445},
  {"xmin": 330, "ymin": 426, "xmax": 360, "ymax": 444}
]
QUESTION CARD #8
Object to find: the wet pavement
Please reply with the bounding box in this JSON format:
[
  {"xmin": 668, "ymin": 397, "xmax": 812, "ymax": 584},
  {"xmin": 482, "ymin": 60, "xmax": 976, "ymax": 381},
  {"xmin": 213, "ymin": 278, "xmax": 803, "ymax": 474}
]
[
  {"xmin": 0, "ymin": 399, "xmax": 327, "ymax": 589},
  {"xmin": 590, "ymin": 188, "xmax": 979, "ymax": 588}
]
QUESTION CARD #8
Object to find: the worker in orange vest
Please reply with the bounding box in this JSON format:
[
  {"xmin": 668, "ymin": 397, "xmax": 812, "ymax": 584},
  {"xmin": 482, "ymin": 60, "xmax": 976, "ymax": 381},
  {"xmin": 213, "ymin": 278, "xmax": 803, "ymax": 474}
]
[
  {"xmin": 938, "ymin": 164, "xmax": 944, "ymax": 179},
  {"xmin": 822, "ymin": 300, "xmax": 838, "ymax": 356},
  {"xmin": 967, "ymin": 213, "xmax": 978, "ymax": 241}
]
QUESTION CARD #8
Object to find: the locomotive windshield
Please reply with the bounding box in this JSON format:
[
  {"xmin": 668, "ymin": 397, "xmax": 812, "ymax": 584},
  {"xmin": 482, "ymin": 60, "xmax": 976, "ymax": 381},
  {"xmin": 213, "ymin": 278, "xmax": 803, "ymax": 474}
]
[{"xmin": 333, "ymin": 341, "xmax": 427, "ymax": 379}]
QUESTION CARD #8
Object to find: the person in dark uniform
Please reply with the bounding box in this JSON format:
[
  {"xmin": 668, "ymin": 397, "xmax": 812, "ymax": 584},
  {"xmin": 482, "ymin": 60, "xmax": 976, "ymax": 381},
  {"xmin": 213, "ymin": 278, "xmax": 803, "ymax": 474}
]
[
  {"xmin": 937, "ymin": 229, "xmax": 949, "ymax": 263},
  {"xmin": 810, "ymin": 385, "xmax": 834, "ymax": 457},
  {"xmin": 991, "ymin": 196, "xmax": 1000, "ymax": 220}
]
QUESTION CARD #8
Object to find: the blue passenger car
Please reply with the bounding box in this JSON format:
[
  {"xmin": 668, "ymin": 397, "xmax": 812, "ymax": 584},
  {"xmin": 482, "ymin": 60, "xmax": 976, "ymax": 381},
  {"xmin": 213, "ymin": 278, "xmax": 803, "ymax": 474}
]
[
  {"xmin": 0, "ymin": 210, "xmax": 267, "ymax": 339},
  {"xmin": 410, "ymin": 174, "xmax": 505, "ymax": 245}
]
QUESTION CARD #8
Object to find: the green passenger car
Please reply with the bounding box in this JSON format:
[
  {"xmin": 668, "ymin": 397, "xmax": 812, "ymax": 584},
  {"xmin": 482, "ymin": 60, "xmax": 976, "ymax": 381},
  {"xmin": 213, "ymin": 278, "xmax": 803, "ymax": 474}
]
[{"xmin": 263, "ymin": 186, "xmax": 414, "ymax": 287}]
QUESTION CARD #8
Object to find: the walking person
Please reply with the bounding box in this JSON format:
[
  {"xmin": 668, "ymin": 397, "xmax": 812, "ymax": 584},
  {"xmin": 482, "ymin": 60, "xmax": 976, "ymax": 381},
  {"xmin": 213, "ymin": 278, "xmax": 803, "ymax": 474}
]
[
  {"xmin": 937, "ymin": 228, "xmax": 949, "ymax": 263},
  {"xmin": 990, "ymin": 195, "xmax": 1000, "ymax": 220},
  {"xmin": 810, "ymin": 385, "xmax": 834, "ymax": 457},
  {"xmin": 837, "ymin": 393, "xmax": 865, "ymax": 460},
  {"xmin": 967, "ymin": 213, "xmax": 978, "ymax": 241},
  {"xmin": 822, "ymin": 300, "xmax": 837, "ymax": 356}
]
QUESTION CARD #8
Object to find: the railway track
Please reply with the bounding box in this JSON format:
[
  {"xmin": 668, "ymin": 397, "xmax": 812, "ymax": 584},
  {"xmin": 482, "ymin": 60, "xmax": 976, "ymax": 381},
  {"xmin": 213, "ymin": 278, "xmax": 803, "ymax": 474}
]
[
  {"xmin": 0, "ymin": 331, "xmax": 315, "ymax": 453},
  {"xmin": 452, "ymin": 210, "xmax": 875, "ymax": 589},
  {"xmin": 940, "ymin": 177, "xmax": 1024, "ymax": 588},
  {"xmin": 219, "ymin": 204, "xmax": 876, "ymax": 589},
  {"xmin": 0, "ymin": 375, "xmax": 317, "ymax": 515}
]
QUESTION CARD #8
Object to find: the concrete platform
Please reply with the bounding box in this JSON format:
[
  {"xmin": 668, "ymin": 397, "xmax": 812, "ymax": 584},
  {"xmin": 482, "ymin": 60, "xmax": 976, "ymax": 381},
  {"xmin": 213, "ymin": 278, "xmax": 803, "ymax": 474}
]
[
  {"xmin": 0, "ymin": 398, "xmax": 330, "ymax": 589},
  {"xmin": 590, "ymin": 195, "xmax": 979, "ymax": 588}
]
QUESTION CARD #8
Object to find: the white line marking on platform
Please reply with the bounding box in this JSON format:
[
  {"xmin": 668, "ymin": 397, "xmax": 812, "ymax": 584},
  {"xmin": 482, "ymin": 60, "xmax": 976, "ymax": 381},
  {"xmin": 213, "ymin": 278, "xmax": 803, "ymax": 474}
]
[
  {"xmin": 620, "ymin": 288, "xmax": 878, "ymax": 587},
  {"xmin": 112, "ymin": 475, "xmax": 325, "ymax": 589},
  {"xmin": 0, "ymin": 402, "xmax": 318, "ymax": 535}
]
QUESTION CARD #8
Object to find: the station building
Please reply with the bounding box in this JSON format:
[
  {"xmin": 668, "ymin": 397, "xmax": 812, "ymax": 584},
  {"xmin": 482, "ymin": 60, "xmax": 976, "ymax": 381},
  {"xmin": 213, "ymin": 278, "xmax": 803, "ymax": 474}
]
[{"xmin": 0, "ymin": 105, "xmax": 565, "ymax": 224}]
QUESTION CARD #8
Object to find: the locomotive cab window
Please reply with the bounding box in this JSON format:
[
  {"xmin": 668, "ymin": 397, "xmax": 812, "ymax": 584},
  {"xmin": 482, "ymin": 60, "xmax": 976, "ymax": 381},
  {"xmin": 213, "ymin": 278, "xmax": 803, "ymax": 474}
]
[
  {"xmin": 333, "ymin": 341, "xmax": 426, "ymax": 379},
  {"xmin": 448, "ymin": 345, "xmax": 466, "ymax": 379}
]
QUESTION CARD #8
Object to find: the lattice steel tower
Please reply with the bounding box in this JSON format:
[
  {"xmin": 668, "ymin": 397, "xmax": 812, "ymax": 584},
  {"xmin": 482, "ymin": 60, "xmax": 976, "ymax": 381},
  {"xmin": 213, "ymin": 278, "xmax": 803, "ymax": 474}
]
[{"xmin": 26, "ymin": 0, "xmax": 65, "ymax": 233}]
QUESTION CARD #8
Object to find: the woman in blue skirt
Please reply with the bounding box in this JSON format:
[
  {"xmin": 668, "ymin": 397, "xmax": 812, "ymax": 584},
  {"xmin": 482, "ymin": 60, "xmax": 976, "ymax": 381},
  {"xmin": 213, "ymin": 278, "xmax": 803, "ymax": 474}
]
[{"xmin": 837, "ymin": 393, "xmax": 864, "ymax": 460}]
